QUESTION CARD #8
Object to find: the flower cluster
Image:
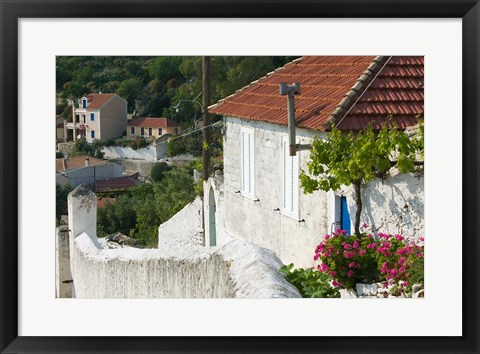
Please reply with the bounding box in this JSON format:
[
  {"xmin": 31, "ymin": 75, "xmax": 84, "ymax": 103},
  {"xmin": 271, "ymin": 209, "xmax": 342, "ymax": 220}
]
[
  {"xmin": 379, "ymin": 240, "xmax": 424, "ymax": 291},
  {"xmin": 314, "ymin": 228, "xmax": 424, "ymax": 293}
]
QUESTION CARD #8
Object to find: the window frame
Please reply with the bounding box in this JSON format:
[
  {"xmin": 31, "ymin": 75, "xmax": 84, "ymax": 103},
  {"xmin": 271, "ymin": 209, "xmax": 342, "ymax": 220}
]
[
  {"xmin": 90, "ymin": 130, "xmax": 95, "ymax": 139},
  {"xmin": 90, "ymin": 112, "xmax": 94, "ymax": 121},
  {"xmin": 130, "ymin": 126, "xmax": 135, "ymax": 135}
]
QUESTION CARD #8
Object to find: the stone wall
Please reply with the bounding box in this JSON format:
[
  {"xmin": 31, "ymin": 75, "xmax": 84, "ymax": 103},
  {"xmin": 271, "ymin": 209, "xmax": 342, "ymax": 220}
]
[
  {"xmin": 222, "ymin": 116, "xmax": 424, "ymax": 269},
  {"xmin": 342, "ymin": 172, "xmax": 424, "ymax": 240},
  {"xmin": 102, "ymin": 145, "xmax": 158, "ymax": 161},
  {"xmin": 223, "ymin": 117, "xmax": 328, "ymax": 268},
  {"xmin": 66, "ymin": 185, "xmax": 300, "ymax": 299},
  {"xmin": 110, "ymin": 159, "xmax": 158, "ymax": 178},
  {"xmin": 158, "ymin": 196, "xmax": 204, "ymax": 249},
  {"xmin": 57, "ymin": 142, "xmax": 75, "ymax": 154},
  {"xmin": 55, "ymin": 225, "xmax": 73, "ymax": 298}
]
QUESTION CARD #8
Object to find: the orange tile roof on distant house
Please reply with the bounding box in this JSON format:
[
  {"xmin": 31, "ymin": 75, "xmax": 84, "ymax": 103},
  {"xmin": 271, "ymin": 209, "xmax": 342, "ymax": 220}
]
[
  {"xmin": 56, "ymin": 155, "xmax": 105, "ymax": 173},
  {"xmin": 97, "ymin": 197, "xmax": 116, "ymax": 208},
  {"xmin": 209, "ymin": 56, "xmax": 423, "ymax": 131},
  {"xmin": 85, "ymin": 94, "xmax": 118, "ymax": 109},
  {"xmin": 127, "ymin": 117, "xmax": 180, "ymax": 128}
]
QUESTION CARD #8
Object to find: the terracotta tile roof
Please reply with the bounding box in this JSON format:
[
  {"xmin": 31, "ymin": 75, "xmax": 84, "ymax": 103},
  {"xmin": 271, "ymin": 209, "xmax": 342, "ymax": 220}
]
[
  {"xmin": 95, "ymin": 176, "xmax": 144, "ymax": 193},
  {"xmin": 337, "ymin": 56, "xmax": 424, "ymax": 130},
  {"xmin": 56, "ymin": 155, "xmax": 105, "ymax": 173},
  {"xmin": 127, "ymin": 117, "xmax": 180, "ymax": 128},
  {"xmin": 209, "ymin": 56, "xmax": 423, "ymax": 131},
  {"xmin": 97, "ymin": 197, "xmax": 116, "ymax": 208},
  {"xmin": 85, "ymin": 94, "xmax": 117, "ymax": 109}
]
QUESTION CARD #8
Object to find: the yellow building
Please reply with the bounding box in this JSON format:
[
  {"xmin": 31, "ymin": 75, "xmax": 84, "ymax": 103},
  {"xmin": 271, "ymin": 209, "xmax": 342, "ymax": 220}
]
[{"xmin": 127, "ymin": 117, "xmax": 181, "ymax": 140}]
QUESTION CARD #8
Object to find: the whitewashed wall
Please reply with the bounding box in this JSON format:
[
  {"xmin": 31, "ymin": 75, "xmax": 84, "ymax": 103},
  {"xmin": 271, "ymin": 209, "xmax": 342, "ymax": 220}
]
[
  {"xmin": 223, "ymin": 117, "xmax": 328, "ymax": 268},
  {"xmin": 203, "ymin": 173, "xmax": 233, "ymax": 248},
  {"xmin": 66, "ymin": 185, "xmax": 300, "ymax": 299},
  {"xmin": 222, "ymin": 116, "xmax": 424, "ymax": 268},
  {"xmin": 158, "ymin": 196, "xmax": 204, "ymax": 249},
  {"xmin": 56, "ymin": 162, "xmax": 124, "ymax": 188},
  {"xmin": 342, "ymin": 171, "xmax": 424, "ymax": 239},
  {"xmin": 55, "ymin": 225, "xmax": 73, "ymax": 298},
  {"xmin": 102, "ymin": 145, "xmax": 157, "ymax": 161}
]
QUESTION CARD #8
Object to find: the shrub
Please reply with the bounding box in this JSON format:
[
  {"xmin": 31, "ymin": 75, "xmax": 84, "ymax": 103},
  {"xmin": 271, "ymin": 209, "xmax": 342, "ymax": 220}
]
[
  {"xmin": 314, "ymin": 229, "xmax": 424, "ymax": 294},
  {"xmin": 105, "ymin": 139, "xmax": 116, "ymax": 147},
  {"xmin": 150, "ymin": 162, "xmax": 173, "ymax": 182},
  {"xmin": 280, "ymin": 263, "xmax": 340, "ymax": 298}
]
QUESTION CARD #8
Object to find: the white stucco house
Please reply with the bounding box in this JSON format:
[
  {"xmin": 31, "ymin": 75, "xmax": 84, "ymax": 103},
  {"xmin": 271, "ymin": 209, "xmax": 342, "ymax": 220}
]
[
  {"xmin": 56, "ymin": 155, "xmax": 125, "ymax": 188},
  {"xmin": 207, "ymin": 56, "xmax": 424, "ymax": 268}
]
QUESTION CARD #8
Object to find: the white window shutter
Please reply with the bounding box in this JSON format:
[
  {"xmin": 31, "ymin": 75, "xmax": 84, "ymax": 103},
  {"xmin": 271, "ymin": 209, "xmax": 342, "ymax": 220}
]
[
  {"xmin": 241, "ymin": 131, "xmax": 246, "ymax": 193},
  {"xmin": 248, "ymin": 132, "xmax": 254, "ymax": 196},
  {"xmin": 292, "ymin": 152, "xmax": 299, "ymax": 215},
  {"xmin": 283, "ymin": 135, "xmax": 299, "ymax": 219},
  {"xmin": 241, "ymin": 128, "xmax": 254, "ymax": 198}
]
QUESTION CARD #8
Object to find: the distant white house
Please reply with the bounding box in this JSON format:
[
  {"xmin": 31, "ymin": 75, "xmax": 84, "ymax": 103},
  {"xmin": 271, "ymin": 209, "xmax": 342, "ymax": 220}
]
[
  {"xmin": 68, "ymin": 93, "xmax": 127, "ymax": 143},
  {"xmin": 207, "ymin": 56, "xmax": 424, "ymax": 268},
  {"xmin": 56, "ymin": 155, "xmax": 125, "ymax": 188}
]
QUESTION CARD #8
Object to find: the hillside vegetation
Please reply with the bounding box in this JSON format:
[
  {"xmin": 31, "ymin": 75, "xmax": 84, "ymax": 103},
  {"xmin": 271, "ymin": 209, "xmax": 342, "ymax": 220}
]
[{"xmin": 56, "ymin": 56, "xmax": 298, "ymax": 124}]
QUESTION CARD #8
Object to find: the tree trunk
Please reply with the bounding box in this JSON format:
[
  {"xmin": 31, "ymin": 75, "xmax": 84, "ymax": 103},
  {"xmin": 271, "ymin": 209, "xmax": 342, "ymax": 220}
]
[{"xmin": 353, "ymin": 179, "xmax": 362, "ymax": 236}]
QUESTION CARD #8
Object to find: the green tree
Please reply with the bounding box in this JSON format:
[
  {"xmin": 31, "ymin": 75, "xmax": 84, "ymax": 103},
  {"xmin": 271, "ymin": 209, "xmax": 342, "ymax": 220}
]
[
  {"xmin": 149, "ymin": 57, "xmax": 182, "ymax": 82},
  {"xmin": 116, "ymin": 78, "xmax": 143, "ymax": 111},
  {"xmin": 56, "ymin": 183, "xmax": 73, "ymax": 223},
  {"xmin": 96, "ymin": 168, "xmax": 196, "ymax": 247},
  {"xmin": 150, "ymin": 162, "xmax": 173, "ymax": 182},
  {"xmin": 300, "ymin": 123, "xmax": 424, "ymax": 236}
]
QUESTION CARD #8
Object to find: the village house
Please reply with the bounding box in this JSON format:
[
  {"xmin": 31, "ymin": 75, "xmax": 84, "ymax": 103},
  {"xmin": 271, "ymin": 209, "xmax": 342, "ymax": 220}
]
[
  {"xmin": 56, "ymin": 155, "xmax": 125, "ymax": 188},
  {"xmin": 127, "ymin": 117, "xmax": 181, "ymax": 140},
  {"xmin": 68, "ymin": 93, "xmax": 127, "ymax": 143},
  {"xmin": 207, "ymin": 56, "xmax": 424, "ymax": 268}
]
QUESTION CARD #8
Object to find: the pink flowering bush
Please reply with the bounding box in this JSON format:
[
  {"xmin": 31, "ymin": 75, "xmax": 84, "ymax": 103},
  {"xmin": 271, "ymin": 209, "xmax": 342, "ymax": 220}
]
[
  {"xmin": 378, "ymin": 234, "xmax": 424, "ymax": 294},
  {"xmin": 314, "ymin": 228, "xmax": 424, "ymax": 293}
]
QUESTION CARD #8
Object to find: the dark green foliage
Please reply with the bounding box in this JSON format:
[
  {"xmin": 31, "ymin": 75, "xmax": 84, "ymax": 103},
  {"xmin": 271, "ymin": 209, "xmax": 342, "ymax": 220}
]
[
  {"xmin": 72, "ymin": 138, "xmax": 104, "ymax": 159},
  {"xmin": 166, "ymin": 139, "xmax": 187, "ymax": 157},
  {"xmin": 279, "ymin": 263, "xmax": 341, "ymax": 298},
  {"xmin": 97, "ymin": 167, "xmax": 196, "ymax": 247},
  {"xmin": 150, "ymin": 162, "xmax": 173, "ymax": 182},
  {"xmin": 56, "ymin": 184, "xmax": 73, "ymax": 223},
  {"xmin": 56, "ymin": 151, "xmax": 64, "ymax": 158},
  {"xmin": 116, "ymin": 78, "xmax": 144, "ymax": 111},
  {"xmin": 56, "ymin": 56, "xmax": 298, "ymax": 120}
]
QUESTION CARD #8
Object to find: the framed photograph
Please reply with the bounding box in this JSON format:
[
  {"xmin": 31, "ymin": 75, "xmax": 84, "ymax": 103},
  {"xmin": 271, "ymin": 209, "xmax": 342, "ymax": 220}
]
[{"xmin": 1, "ymin": 0, "xmax": 478, "ymax": 353}]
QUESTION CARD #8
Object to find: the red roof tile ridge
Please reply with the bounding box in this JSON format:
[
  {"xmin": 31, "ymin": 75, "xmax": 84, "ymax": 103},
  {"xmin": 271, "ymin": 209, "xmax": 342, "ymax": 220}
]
[
  {"xmin": 208, "ymin": 57, "xmax": 303, "ymax": 111},
  {"xmin": 328, "ymin": 56, "xmax": 389, "ymax": 129}
]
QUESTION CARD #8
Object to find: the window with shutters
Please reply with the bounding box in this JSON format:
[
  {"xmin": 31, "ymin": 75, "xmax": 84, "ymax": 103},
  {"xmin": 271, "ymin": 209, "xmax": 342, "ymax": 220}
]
[
  {"xmin": 282, "ymin": 135, "xmax": 299, "ymax": 219},
  {"xmin": 240, "ymin": 127, "xmax": 255, "ymax": 199}
]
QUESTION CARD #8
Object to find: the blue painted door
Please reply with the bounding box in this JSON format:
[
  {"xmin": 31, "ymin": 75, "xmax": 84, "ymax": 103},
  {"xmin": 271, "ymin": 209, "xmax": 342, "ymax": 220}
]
[{"xmin": 340, "ymin": 196, "xmax": 351, "ymax": 235}]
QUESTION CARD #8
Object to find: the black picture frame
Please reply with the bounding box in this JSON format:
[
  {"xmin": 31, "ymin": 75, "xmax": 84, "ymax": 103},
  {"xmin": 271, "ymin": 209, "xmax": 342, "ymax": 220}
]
[{"xmin": 1, "ymin": 1, "xmax": 478, "ymax": 353}]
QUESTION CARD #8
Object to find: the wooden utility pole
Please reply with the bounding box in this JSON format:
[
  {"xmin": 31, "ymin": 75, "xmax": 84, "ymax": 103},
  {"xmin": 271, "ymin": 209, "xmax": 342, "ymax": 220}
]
[{"xmin": 202, "ymin": 56, "xmax": 211, "ymax": 181}]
